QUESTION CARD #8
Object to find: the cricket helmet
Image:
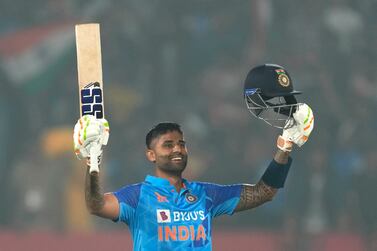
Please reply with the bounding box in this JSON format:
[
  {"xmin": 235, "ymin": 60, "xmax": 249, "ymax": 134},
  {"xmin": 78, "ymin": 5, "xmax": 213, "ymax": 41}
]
[{"xmin": 244, "ymin": 64, "xmax": 302, "ymax": 128}]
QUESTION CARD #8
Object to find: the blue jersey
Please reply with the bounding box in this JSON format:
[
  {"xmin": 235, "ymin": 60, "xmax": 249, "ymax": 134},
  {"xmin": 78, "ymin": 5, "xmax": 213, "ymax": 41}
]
[{"xmin": 113, "ymin": 175, "xmax": 242, "ymax": 251}]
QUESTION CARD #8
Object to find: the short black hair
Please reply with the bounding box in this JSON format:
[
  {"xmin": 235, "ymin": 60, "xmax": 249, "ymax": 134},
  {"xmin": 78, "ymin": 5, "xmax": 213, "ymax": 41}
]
[{"xmin": 146, "ymin": 122, "xmax": 183, "ymax": 149}]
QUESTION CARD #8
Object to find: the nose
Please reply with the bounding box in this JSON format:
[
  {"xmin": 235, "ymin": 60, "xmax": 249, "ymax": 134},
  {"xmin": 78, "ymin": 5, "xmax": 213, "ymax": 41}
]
[{"xmin": 172, "ymin": 144, "xmax": 182, "ymax": 153}]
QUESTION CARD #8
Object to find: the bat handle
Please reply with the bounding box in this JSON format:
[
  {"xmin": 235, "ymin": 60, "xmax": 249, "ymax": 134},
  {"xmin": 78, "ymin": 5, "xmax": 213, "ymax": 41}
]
[{"xmin": 89, "ymin": 143, "xmax": 101, "ymax": 174}]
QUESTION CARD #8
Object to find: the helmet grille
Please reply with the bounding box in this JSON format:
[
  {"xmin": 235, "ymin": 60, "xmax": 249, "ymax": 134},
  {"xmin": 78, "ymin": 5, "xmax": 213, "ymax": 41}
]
[{"xmin": 245, "ymin": 92, "xmax": 300, "ymax": 129}]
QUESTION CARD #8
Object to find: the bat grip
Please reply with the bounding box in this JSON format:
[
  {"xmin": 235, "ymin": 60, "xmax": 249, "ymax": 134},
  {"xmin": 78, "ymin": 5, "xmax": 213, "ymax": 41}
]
[{"xmin": 89, "ymin": 143, "xmax": 101, "ymax": 174}]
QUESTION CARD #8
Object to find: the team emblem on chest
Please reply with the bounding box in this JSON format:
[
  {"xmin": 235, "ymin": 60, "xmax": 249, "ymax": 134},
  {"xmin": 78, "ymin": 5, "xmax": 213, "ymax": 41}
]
[{"xmin": 185, "ymin": 193, "xmax": 198, "ymax": 203}]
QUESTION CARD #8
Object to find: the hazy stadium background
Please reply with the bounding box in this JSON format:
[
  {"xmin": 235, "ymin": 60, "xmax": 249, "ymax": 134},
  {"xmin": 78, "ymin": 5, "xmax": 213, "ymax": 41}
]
[{"xmin": 0, "ymin": 0, "xmax": 376, "ymax": 250}]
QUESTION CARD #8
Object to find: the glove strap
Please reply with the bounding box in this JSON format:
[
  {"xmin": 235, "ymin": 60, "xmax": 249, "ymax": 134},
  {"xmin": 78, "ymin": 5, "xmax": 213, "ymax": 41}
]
[{"xmin": 277, "ymin": 135, "xmax": 293, "ymax": 152}]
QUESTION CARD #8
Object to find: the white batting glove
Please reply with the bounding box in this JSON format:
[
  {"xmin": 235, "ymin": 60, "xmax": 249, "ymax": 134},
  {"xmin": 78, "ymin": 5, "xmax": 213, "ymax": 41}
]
[
  {"xmin": 277, "ymin": 103, "xmax": 314, "ymax": 152},
  {"xmin": 73, "ymin": 115, "xmax": 110, "ymax": 160}
]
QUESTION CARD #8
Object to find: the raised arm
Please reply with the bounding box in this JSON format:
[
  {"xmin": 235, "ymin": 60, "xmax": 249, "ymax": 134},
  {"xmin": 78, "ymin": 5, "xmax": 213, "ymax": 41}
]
[
  {"xmin": 85, "ymin": 165, "xmax": 119, "ymax": 219},
  {"xmin": 234, "ymin": 150, "xmax": 289, "ymax": 212},
  {"xmin": 235, "ymin": 103, "xmax": 314, "ymax": 212},
  {"xmin": 74, "ymin": 115, "xmax": 119, "ymax": 220}
]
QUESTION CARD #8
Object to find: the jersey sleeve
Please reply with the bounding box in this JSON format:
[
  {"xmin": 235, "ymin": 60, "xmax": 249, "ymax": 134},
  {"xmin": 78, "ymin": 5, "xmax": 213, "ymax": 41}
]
[
  {"xmin": 112, "ymin": 183, "xmax": 142, "ymax": 225},
  {"xmin": 202, "ymin": 183, "xmax": 242, "ymax": 218}
]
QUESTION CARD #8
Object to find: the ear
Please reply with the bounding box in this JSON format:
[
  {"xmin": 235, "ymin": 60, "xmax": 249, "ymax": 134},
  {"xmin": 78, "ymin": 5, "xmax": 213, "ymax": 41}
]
[{"xmin": 146, "ymin": 149, "xmax": 156, "ymax": 163}]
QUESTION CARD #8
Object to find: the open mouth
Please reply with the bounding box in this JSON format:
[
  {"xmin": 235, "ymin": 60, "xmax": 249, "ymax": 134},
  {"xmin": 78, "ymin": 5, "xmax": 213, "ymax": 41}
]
[
  {"xmin": 171, "ymin": 157, "xmax": 183, "ymax": 162},
  {"xmin": 170, "ymin": 154, "xmax": 186, "ymax": 162}
]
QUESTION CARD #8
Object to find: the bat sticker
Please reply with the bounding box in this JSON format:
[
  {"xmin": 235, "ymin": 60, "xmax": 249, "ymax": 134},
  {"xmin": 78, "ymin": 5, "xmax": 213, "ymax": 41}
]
[{"xmin": 80, "ymin": 82, "xmax": 104, "ymax": 118}]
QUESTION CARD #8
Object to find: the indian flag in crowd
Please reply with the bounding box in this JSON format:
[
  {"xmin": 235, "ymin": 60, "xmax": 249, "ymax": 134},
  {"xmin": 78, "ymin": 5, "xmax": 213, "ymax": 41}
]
[{"xmin": 0, "ymin": 22, "xmax": 75, "ymax": 94}]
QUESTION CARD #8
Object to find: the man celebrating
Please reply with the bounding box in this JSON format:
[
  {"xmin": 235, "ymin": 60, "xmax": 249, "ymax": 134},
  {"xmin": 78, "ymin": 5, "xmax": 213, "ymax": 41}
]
[{"xmin": 73, "ymin": 64, "xmax": 314, "ymax": 250}]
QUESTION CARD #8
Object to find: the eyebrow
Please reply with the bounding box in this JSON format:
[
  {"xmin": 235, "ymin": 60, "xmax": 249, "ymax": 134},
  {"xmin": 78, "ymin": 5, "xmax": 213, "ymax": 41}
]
[{"xmin": 162, "ymin": 140, "xmax": 186, "ymax": 144}]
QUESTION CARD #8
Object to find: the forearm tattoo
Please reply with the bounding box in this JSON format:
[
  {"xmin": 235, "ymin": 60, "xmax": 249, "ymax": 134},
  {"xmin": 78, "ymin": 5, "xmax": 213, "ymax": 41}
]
[
  {"xmin": 234, "ymin": 181, "xmax": 277, "ymax": 212},
  {"xmin": 85, "ymin": 166, "xmax": 105, "ymax": 213}
]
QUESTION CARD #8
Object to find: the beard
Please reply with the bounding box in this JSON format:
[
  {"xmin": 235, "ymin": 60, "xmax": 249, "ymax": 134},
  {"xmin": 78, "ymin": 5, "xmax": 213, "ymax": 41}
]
[{"xmin": 156, "ymin": 153, "xmax": 188, "ymax": 175}]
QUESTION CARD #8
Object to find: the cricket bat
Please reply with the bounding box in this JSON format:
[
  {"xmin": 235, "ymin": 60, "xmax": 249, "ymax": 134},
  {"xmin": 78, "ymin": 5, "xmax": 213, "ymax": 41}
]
[{"xmin": 75, "ymin": 23, "xmax": 104, "ymax": 174}]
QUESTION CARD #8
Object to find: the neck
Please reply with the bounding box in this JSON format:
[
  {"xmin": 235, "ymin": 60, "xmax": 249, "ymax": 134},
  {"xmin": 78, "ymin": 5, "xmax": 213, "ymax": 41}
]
[{"xmin": 155, "ymin": 168, "xmax": 183, "ymax": 192}]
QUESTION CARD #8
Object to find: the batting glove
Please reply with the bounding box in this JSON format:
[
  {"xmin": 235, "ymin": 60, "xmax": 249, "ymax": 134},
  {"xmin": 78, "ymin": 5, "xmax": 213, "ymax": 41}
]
[
  {"xmin": 73, "ymin": 115, "xmax": 110, "ymax": 161},
  {"xmin": 277, "ymin": 103, "xmax": 314, "ymax": 152}
]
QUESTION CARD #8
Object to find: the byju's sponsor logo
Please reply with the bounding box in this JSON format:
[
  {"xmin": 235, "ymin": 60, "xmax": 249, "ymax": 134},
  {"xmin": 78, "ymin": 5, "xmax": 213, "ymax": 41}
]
[
  {"xmin": 157, "ymin": 210, "xmax": 205, "ymax": 223},
  {"xmin": 157, "ymin": 209, "xmax": 171, "ymax": 223},
  {"xmin": 173, "ymin": 210, "xmax": 205, "ymax": 222}
]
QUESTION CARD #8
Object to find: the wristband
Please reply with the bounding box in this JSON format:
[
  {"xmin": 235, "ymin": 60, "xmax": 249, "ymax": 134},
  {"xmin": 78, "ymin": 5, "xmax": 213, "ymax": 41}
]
[{"xmin": 261, "ymin": 157, "xmax": 292, "ymax": 188}]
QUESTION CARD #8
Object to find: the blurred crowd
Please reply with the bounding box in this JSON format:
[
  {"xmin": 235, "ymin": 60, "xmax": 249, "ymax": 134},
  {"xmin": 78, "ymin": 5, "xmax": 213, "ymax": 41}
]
[{"xmin": 0, "ymin": 0, "xmax": 376, "ymax": 250}]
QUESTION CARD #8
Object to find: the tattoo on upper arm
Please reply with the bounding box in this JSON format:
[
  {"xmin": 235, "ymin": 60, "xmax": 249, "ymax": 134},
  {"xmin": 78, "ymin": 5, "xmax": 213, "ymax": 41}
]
[
  {"xmin": 85, "ymin": 167, "xmax": 105, "ymax": 213},
  {"xmin": 234, "ymin": 181, "xmax": 277, "ymax": 212}
]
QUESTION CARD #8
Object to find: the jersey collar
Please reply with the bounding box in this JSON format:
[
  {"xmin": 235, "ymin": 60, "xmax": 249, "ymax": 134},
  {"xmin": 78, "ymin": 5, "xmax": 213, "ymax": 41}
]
[{"xmin": 145, "ymin": 175, "xmax": 189, "ymax": 190}]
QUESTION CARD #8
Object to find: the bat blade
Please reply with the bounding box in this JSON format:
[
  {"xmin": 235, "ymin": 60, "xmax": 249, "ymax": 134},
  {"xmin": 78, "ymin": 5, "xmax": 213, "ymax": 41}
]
[{"xmin": 75, "ymin": 23, "xmax": 104, "ymax": 119}]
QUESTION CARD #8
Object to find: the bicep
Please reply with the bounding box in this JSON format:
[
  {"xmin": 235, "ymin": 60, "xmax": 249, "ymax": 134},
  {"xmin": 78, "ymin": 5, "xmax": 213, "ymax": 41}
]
[
  {"xmin": 234, "ymin": 181, "xmax": 277, "ymax": 213},
  {"xmin": 92, "ymin": 193, "xmax": 119, "ymax": 220}
]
